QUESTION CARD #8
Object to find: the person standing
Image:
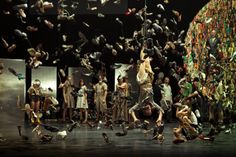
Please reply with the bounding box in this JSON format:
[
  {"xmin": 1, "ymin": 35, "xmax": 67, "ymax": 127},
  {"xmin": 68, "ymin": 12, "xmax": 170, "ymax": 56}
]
[
  {"xmin": 75, "ymin": 79, "xmax": 88, "ymax": 123},
  {"xmin": 123, "ymin": 76, "xmax": 130, "ymax": 122},
  {"xmin": 61, "ymin": 76, "xmax": 74, "ymax": 122},
  {"xmin": 160, "ymin": 76, "xmax": 173, "ymax": 123},
  {"xmin": 113, "ymin": 75, "xmax": 128, "ymax": 123},
  {"xmin": 94, "ymin": 75, "xmax": 108, "ymax": 122},
  {"xmin": 206, "ymin": 30, "xmax": 221, "ymax": 60},
  {"xmin": 27, "ymin": 79, "xmax": 43, "ymax": 114},
  {"xmin": 208, "ymin": 79, "xmax": 225, "ymax": 134}
]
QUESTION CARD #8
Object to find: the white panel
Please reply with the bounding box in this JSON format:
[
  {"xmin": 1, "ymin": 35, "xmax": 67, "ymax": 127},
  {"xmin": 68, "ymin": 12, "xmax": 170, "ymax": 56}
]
[{"xmin": 0, "ymin": 58, "xmax": 26, "ymax": 119}]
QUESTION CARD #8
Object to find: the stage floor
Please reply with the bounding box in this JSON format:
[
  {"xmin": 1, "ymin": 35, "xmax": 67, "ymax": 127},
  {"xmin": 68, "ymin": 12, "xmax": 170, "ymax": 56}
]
[{"xmin": 0, "ymin": 112, "xmax": 236, "ymax": 157}]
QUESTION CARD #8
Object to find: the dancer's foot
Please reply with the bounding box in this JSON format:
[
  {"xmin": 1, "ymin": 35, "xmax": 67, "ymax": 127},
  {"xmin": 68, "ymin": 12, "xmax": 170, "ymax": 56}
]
[
  {"xmin": 82, "ymin": 120, "xmax": 87, "ymax": 124},
  {"xmin": 173, "ymin": 136, "xmax": 185, "ymax": 144},
  {"xmin": 158, "ymin": 134, "xmax": 165, "ymax": 144}
]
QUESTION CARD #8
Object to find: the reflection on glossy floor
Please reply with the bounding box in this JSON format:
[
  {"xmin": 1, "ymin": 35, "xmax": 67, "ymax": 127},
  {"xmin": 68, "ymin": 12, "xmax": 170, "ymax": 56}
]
[{"xmin": 0, "ymin": 112, "xmax": 236, "ymax": 157}]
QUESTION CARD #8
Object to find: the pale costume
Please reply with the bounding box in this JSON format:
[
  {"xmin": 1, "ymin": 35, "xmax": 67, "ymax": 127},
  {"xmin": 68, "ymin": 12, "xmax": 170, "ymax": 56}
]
[
  {"xmin": 76, "ymin": 85, "xmax": 88, "ymax": 109},
  {"xmin": 94, "ymin": 81, "xmax": 108, "ymax": 114},
  {"xmin": 63, "ymin": 80, "xmax": 74, "ymax": 108}
]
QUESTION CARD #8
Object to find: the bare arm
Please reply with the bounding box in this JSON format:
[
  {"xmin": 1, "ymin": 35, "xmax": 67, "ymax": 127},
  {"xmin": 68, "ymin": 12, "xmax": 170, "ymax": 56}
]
[
  {"xmin": 156, "ymin": 111, "xmax": 163, "ymax": 126},
  {"xmin": 84, "ymin": 86, "xmax": 88, "ymax": 101},
  {"xmin": 176, "ymin": 105, "xmax": 189, "ymax": 118},
  {"xmin": 38, "ymin": 87, "xmax": 43, "ymax": 96},
  {"xmin": 27, "ymin": 87, "xmax": 34, "ymax": 95},
  {"xmin": 178, "ymin": 77, "xmax": 186, "ymax": 87},
  {"xmin": 117, "ymin": 82, "xmax": 126, "ymax": 89},
  {"xmin": 140, "ymin": 46, "xmax": 145, "ymax": 61},
  {"xmin": 103, "ymin": 84, "xmax": 108, "ymax": 102},
  {"xmin": 187, "ymin": 91, "xmax": 198, "ymax": 99},
  {"xmin": 62, "ymin": 81, "xmax": 68, "ymax": 102}
]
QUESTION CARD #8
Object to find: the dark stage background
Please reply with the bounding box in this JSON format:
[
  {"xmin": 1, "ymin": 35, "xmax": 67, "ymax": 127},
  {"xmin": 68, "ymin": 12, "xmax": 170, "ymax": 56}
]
[{"xmin": 0, "ymin": 0, "xmax": 210, "ymax": 91}]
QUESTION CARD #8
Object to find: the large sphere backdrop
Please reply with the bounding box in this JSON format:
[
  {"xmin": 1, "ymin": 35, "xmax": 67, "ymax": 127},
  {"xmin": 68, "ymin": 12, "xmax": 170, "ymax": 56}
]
[{"xmin": 184, "ymin": 0, "xmax": 236, "ymax": 81}]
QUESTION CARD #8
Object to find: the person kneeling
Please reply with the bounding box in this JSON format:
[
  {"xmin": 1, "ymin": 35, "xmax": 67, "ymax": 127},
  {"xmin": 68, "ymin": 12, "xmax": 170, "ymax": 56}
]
[{"xmin": 173, "ymin": 102, "xmax": 199, "ymax": 144}]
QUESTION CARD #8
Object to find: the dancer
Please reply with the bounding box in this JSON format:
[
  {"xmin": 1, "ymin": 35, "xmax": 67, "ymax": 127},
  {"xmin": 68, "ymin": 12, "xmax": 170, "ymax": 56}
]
[
  {"xmin": 61, "ymin": 76, "xmax": 74, "ymax": 122},
  {"xmin": 27, "ymin": 79, "xmax": 43, "ymax": 114},
  {"xmin": 173, "ymin": 101, "xmax": 199, "ymax": 144},
  {"xmin": 129, "ymin": 43, "xmax": 164, "ymax": 125},
  {"xmin": 160, "ymin": 76, "xmax": 173, "ymax": 123},
  {"xmin": 75, "ymin": 79, "xmax": 88, "ymax": 123},
  {"xmin": 129, "ymin": 42, "xmax": 164, "ymax": 142},
  {"xmin": 94, "ymin": 75, "xmax": 108, "ymax": 122},
  {"xmin": 113, "ymin": 75, "xmax": 128, "ymax": 123}
]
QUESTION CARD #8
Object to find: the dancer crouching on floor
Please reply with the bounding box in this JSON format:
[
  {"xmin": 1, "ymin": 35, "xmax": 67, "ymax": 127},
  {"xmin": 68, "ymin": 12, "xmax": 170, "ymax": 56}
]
[{"xmin": 173, "ymin": 100, "xmax": 199, "ymax": 144}]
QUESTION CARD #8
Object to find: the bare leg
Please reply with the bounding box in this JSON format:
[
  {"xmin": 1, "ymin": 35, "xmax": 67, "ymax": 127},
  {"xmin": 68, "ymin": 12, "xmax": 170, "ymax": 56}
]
[
  {"xmin": 43, "ymin": 98, "xmax": 51, "ymax": 112},
  {"xmin": 173, "ymin": 127, "xmax": 182, "ymax": 138},
  {"xmin": 209, "ymin": 103, "xmax": 214, "ymax": 121},
  {"xmin": 182, "ymin": 116, "xmax": 197, "ymax": 134},
  {"xmin": 79, "ymin": 109, "xmax": 83, "ymax": 121},
  {"xmin": 112, "ymin": 104, "xmax": 117, "ymax": 122},
  {"xmin": 83, "ymin": 109, "xmax": 88, "ymax": 123},
  {"xmin": 130, "ymin": 111, "xmax": 139, "ymax": 122},
  {"xmin": 31, "ymin": 101, "xmax": 35, "ymax": 112},
  {"xmin": 35, "ymin": 100, "xmax": 40, "ymax": 113},
  {"xmin": 182, "ymin": 115, "xmax": 192, "ymax": 124},
  {"xmin": 95, "ymin": 103, "xmax": 100, "ymax": 122},
  {"xmin": 62, "ymin": 106, "xmax": 67, "ymax": 122},
  {"xmin": 30, "ymin": 101, "xmax": 36, "ymax": 122},
  {"xmin": 137, "ymin": 61, "xmax": 145, "ymax": 80},
  {"xmin": 1, "ymin": 37, "xmax": 9, "ymax": 48},
  {"xmin": 173, "ymin": 126, "xmax": 186, "ymax": 143},
  {"xmin": 96, "ymin": 112, "xmax": 100, "ymax": 122},
  {"xmin": 218, "ymin": 109, "xmax": 224, "ymax": 124},
  {"xmin": 68, "ymin": 108, "xmax": 72, "ymax": 121}
]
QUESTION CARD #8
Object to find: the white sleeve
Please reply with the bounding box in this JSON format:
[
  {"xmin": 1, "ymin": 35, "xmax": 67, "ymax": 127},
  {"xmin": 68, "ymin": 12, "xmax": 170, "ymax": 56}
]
[{"xmin": 178, "ymin": 77, "xmax": 186, "ymax": 86}]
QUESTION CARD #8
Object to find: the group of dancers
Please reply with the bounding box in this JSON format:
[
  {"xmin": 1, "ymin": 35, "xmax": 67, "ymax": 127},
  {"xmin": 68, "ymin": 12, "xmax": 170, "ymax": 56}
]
[{"xmin": 24, "ymin": 39, "xmax": 236, "ymax": 144}]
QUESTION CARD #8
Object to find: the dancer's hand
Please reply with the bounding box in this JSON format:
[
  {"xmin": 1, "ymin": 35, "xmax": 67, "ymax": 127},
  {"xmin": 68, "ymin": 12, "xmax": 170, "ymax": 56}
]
[
  {"xmin": 156, "ymin": 119, "xmax": 162, "ymax": 127},
  {"xmin": 64, "ymin": 100, "xmax": 68, "ymax": 104},
  {"xmin": 134, "ymin": 119, "xmax": 140, "ymax": 124}
]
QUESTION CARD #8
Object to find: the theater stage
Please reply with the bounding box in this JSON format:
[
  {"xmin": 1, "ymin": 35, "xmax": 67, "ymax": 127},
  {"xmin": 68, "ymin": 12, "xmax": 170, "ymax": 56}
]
[{"xmin": 0, "ymin": 112, "xmax": 236, "ymax": 157}]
